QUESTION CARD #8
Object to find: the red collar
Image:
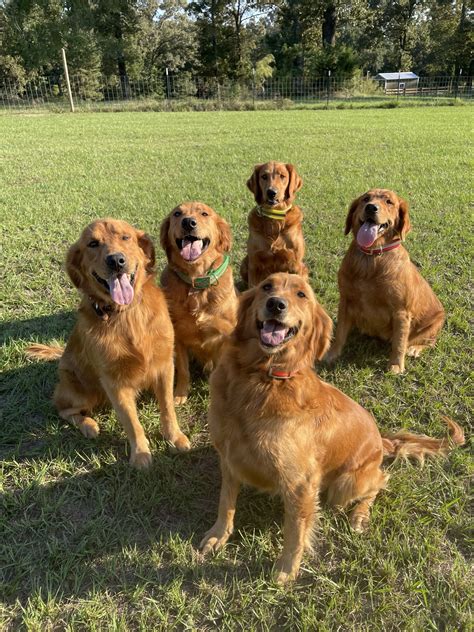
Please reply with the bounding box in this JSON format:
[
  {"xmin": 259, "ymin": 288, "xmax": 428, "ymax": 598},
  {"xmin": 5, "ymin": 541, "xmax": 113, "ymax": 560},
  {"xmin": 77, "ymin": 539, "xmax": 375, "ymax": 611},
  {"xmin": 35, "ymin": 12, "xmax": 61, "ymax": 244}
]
[
  {"xmin": 358, "ymin": 239, "xmax": 402, "ymax": 256},
  {"xmin": 267, "ymin": 367, "xmax": 298, "ymax": 380}
]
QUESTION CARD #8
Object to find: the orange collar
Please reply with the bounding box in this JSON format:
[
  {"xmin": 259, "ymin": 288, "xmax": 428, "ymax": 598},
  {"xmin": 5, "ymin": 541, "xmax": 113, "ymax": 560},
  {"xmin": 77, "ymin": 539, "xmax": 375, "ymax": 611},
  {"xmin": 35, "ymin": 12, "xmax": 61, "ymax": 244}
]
[
  {"xmin": 267, "ymin": 367, "xmax": 298, "ymax": 380},
  {"xmin": 358, "ymin": 239, "xmax": 402, "ymax": 256}
]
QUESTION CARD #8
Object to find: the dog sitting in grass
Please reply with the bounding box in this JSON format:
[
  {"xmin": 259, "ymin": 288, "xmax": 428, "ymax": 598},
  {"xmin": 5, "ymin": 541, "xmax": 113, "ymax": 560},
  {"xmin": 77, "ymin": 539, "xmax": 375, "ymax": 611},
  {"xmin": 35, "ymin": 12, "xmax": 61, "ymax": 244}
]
[
  {"xmin": 27, "ymin": 219, "xmax": 190, "ymax": 468},
  {"xmin": 325, "ymin": 189, "xmax": 445, "ymax": 374},
  {"xmin": 200, "ymin": 272, "xmax": 464, "ymax": 584},
  {"xmin": 160, "ymin": 202, "xmax": 238, "ymax": 405},
  {"xmin": 240, "ymin": 161, "xmax": 308, "ymax": 287}
]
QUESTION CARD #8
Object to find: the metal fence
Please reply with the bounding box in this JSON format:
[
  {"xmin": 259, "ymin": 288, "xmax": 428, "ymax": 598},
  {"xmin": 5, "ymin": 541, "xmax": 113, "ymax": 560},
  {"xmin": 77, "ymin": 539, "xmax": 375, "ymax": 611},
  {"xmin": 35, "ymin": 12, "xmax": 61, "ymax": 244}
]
[{"xmin": 0, "ymin": 74, "xmax": 472, "ymax": 111}]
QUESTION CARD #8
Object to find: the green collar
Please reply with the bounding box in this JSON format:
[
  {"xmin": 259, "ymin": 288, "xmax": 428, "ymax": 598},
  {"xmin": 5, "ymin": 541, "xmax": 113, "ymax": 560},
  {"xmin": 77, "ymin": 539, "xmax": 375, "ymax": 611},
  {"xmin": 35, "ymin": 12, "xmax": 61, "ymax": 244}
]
[
  {"xmin": 173, "ymin": 254, "xmax": 230, "ymax": 289},
  {"xmin": 256, "ymin": 204, "xmax": 293, "ymax": 221}
]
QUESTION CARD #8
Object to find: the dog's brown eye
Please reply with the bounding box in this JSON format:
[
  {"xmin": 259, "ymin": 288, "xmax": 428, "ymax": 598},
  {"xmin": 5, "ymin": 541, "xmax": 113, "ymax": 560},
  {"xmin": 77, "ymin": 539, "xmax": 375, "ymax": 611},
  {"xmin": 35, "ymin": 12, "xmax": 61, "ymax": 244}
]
[
  {"xmin": 261, "ymin": 175, "xmax": 268, "ymax": 181},
  {"xmin": 88, "ymin": 240, "xmax": 99, "ymax": 248},
  {"xmin": 262, "ymin": 283, "xmax": 272, "ymax": 291},
  {"xmin": 363, "ymin": 196, "xmax": 370, "ymax": 203},
  {"xmin": 202, "ymin": 211, "xmax": 209, "ymax": 216},
  {"xmin": 386, "ymin": 199, "xmax": 393, "ymax": 205},
  {"xmin": 122, "ymin": 235, "xmax": 130, "ymax": 241},
  {"xmin": 297, "ymin": 291, "xmax": 306, "ymax": 298},
  {"xmin": 174, "ymin": 211, "xmax": 182, "ymax": 217}
]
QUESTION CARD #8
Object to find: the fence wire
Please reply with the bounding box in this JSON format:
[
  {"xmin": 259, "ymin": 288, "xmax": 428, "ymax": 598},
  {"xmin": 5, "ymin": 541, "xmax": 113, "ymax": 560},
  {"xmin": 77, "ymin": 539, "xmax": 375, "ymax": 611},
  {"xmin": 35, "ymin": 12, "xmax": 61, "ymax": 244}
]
[{"xmin": 0, "ymin": 75, "xmax": 472, "ymax": 111}]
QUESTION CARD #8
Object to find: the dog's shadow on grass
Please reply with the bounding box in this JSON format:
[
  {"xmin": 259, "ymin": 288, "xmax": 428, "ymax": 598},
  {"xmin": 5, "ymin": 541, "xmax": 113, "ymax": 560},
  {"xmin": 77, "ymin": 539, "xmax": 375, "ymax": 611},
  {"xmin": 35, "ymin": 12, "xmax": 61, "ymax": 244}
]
[
  {"xmin": 0, "ymin": 310, "xmax": 76, "ymax": 346},
  {"xmin": 1, "ymin": 439, "xmax": 283, "ymax": 605}
]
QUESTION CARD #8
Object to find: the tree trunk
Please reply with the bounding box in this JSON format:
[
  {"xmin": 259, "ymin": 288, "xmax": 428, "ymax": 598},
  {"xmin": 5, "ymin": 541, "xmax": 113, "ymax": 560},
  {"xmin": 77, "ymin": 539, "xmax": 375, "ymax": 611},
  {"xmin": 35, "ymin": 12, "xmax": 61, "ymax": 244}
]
[
  {"xmin": 115, "ymin": 21, "xmax": 129, "ymax": 98},
  {"xmin": 322, "ymin": 3, "xmax": 336, "ymax": 48}
]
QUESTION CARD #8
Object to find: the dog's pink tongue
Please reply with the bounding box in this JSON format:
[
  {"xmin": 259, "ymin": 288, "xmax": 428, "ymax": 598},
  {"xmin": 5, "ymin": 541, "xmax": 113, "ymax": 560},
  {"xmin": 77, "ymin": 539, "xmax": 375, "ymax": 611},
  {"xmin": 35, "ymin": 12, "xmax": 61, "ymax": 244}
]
[
  {"xmin": 357, "ymin": 221, "xmax": 379, "ymax": 248},
  {"xmin": 260, "ymin": 321, "xmax": 288, "ymax": 347},
  {"xmin": 109, "ymin": 273, "xmax": 134, "ymax": 305},
  {"xmin": 181, "ymin": 239, "xmax": 203, "ymax": 261}
]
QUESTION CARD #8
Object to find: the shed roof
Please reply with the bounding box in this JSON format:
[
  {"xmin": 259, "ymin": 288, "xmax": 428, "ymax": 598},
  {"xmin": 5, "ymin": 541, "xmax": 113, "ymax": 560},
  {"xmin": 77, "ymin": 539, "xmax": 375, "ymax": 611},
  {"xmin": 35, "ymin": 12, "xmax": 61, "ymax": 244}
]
[{"xmin": 375, "ymin": 72, "xmax": 419, "ymax": 80}]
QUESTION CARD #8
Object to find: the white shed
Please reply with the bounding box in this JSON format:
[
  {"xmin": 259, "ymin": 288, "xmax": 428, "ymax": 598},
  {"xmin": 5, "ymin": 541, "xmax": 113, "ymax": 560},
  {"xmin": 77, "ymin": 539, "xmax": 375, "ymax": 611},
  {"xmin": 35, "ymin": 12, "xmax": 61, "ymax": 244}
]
[{"xmin": 375, "ymin": 72, "xmax": 420, "ymax": 94}]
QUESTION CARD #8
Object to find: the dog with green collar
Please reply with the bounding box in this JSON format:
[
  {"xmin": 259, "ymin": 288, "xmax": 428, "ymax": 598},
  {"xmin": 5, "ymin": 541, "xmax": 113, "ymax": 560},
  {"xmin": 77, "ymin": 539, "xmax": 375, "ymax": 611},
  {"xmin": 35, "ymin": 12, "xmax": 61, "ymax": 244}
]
[
  {"xmin": 160, "ymin": 202, "xmax": 238, "ymax": 405},
  {"xmin": 240, "ymin": 161, "xmax": 309, "ymax": 287}
]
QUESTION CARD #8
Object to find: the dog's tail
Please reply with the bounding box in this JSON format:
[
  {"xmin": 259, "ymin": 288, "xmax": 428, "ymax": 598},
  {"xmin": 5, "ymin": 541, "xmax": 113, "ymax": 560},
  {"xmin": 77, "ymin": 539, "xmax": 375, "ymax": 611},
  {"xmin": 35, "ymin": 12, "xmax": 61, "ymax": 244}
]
[
  {"xmin": 381, "ymin": 417, "xmax": 464, "ymax": 463},
  {"xmin": 26, "ymin": 343, "xmax": 65, "ymax": 361}
]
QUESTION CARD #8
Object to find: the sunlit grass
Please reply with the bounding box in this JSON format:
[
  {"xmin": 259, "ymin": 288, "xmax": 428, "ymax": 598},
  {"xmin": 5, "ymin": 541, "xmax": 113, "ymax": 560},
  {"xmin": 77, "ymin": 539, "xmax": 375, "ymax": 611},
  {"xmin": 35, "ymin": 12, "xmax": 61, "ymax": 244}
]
[{"xmin": 1, "ymin": 108, "xmax": 472, "ymax": 630}]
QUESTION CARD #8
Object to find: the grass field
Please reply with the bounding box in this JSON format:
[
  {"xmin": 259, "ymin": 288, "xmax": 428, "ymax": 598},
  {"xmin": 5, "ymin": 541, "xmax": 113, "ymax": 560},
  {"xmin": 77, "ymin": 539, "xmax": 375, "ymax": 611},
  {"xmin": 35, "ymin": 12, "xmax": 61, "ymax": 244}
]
[{"xmin": 1, "ymin": 108, "xmax": 472, "ymax": 631}]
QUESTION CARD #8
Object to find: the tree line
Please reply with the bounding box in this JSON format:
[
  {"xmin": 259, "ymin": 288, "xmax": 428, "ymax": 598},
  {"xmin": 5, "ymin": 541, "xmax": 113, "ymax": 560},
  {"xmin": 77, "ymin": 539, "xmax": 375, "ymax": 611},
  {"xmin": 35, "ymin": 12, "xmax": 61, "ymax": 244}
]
[{"xmin": 0, "ymin": 0, "xmax": 471, "ymax": 92}]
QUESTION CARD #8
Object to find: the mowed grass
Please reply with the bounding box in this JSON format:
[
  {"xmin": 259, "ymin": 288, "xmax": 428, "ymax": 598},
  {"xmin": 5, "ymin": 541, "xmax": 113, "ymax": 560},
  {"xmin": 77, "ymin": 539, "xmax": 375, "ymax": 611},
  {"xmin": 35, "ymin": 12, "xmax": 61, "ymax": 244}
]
[{"xmin": 0, "ymin": 108, "xmax": 472, "ymax": 631}]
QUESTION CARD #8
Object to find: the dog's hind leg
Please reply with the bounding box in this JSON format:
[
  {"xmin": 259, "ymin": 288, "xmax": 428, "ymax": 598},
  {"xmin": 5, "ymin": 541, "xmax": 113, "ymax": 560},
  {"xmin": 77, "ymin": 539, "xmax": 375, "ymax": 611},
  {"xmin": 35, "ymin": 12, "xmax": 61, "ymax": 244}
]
[
  {"xmin": 407, "ymin": 308, "xmax": 445, "ymax": 358},
  {"xmin": 54, "ymin": 370, "xmax": 101, "ymax": 439},
  {"xmin": 328, "ymin": 461, "xmax": 388, "ymax": 533}
]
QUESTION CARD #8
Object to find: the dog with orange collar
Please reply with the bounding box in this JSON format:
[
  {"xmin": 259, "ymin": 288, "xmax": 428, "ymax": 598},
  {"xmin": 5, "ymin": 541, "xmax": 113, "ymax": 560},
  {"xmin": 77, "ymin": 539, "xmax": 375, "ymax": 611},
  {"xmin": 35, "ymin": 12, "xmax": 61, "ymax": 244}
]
[{"xmin": 200, "ymin": 273, "xmax": 463, "ymax": 583}]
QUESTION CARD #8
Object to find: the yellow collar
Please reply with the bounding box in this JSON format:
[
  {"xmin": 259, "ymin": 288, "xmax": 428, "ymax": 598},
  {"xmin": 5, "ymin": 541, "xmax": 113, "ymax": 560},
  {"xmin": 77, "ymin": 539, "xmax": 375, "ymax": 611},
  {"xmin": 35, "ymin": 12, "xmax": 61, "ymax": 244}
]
[{"xmin": 256, "ymin": 204, "xmax": 293, "ymax": 220}]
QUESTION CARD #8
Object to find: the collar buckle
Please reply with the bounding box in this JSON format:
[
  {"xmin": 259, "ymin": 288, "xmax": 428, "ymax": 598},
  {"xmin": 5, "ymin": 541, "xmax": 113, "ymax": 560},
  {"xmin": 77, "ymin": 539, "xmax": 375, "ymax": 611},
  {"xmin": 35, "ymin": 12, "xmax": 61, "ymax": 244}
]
[{"xmin": 268, "ymin": 367, "xmax": 295, "ymax": 380}]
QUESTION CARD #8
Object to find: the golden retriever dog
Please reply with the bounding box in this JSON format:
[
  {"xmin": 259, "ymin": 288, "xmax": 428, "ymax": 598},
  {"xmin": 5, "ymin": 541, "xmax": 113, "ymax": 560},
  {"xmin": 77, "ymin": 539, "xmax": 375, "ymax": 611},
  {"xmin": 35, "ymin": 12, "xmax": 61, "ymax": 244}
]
[
  {"xmin": 160, "ymin": 202, "xmax": 238, "ymax": 404},
  {"xmin": 240, "ymin": 162, "xmax": 308, "ymax": 287},
  {"xmin": 27, "ymin": 219, "xmax": 190, "ymax": 469},
  {"xmin": 200, "ymin": 273, "xmax": 463, "ymax": 584},
  {"xmin": 325, "ymin": 189, "xmax": 445, "ymax": 374}
]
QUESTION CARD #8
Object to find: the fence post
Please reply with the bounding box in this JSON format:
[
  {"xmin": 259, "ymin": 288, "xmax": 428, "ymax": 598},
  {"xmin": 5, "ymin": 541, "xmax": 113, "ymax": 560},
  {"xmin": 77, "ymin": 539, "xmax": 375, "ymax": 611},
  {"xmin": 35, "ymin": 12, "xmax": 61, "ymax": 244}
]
[
  {"xmin": 61, "ymin": 48, "xmax": 74, "ymax": 112},
  {"xmin": 454, "ymin": 68, "xmax": 462, "ymax": 99},
  {"xmin": 165, "ymin": 67, "xmax": 171, "ymax": 100},
  {"xmin": 326, "ymin": 70, "xmax": 331, "ymax": 109},
  {"xmin": 252, "ymin": 68, "xmax": 256, "ymax": 109}
]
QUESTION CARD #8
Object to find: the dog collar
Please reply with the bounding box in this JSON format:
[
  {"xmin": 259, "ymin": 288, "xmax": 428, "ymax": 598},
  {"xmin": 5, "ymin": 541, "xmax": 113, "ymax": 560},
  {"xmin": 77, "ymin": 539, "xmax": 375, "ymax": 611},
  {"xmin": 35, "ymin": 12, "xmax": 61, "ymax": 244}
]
[
  {"xmin": 173, "ymin": 254, "xmax": 230, "ymax": 290},
  {"xmin": 256, "ymin": 204, "xmax": 293, "ymax": 221},
  {"xmin": 358, "ymin": 239, "xmax": 402, "ymax": 256},
  {"xmin": 267, "ymin": 367, "xmax": 298, "ymax": 380}
]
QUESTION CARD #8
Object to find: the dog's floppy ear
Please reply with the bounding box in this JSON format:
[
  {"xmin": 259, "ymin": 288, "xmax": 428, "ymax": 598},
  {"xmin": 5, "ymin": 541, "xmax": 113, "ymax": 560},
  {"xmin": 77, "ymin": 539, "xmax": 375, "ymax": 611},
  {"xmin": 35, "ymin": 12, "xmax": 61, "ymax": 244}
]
[
  {"xmin": 137, "ymin": 230, "xmax": 156, "ymax": 273},
  {"xmin": 66, "ymin": 242, "xmax": 84, "ymax": 290},
  {"xmin": 234, "ymin": 287, "xmax": 257, "ymax": 341},
  {"xmin": 285, "ymin": 163, "xmax": 303, "ymax": 201},
  {"xmin": 397, "ymin": 198, "xmax": 411, "ymax": 240},
  {"xmin": 309, "ymin": 302, "xmax": 333, "ymax": 361},
  {"xmin": 344, "ymin": 196, "xmax": 361, "ymax": 236},
  {"xmin": 216, "ymin": 215, "xmax": 232, "ymax": 253},
  {"xmin": 247, "ymin": 164, "xmax": 264, "ymax": 204},
  {"xmin": 159, "ymin": 215, "xmax": 173, "ymax": 260}
]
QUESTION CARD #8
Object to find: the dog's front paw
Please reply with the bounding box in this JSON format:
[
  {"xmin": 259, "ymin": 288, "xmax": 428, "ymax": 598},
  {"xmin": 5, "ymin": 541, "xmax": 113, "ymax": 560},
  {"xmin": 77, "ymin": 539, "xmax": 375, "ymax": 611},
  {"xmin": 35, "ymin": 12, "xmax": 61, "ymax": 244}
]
[
  {"xmin": 274, "ymin": 558, "xmax": 299, "ymax": 585},
  {"xmin": 200, "ymin": 525, "xmax": 232, "ymax": 555},
  {"xmin": 168, "ymin": 432, "xmax": 191, "ymax": 453},
  {"xmin": 130, "ymin": 450, "xmax": 153, "ymax": 470},
  {"xmin": 389, "ymin": 363, "xmax": 405, "ymax": 374},
  {"xmin": 174, "ymin": 394, "xmax": 188, "ymax": 406}
]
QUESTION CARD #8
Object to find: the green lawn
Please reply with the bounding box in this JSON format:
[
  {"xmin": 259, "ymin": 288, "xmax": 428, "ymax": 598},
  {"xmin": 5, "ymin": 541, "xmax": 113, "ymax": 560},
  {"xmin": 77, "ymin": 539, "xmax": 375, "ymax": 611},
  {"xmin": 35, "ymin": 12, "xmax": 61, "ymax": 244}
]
[{"xmin": 1, "ymin": 108, "xmax": 472, "ymax": 631}]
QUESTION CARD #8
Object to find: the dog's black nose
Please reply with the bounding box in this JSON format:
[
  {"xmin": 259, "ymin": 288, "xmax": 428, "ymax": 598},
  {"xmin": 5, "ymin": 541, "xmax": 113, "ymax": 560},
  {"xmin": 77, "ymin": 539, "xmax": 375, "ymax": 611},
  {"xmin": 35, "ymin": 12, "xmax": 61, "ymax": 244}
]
[
  {"xmin": 106, "ymin": 252, "xmax": 126, "ymax": 271},
  {"xmin": 267, "ymin": 188, "xmax": 277, "ymax": 199},
  {"xmin": 365, "ymin": 203, "xmax": 378, "ymax": 214},
  {"xmin": 182, "ymin": 217, "xmax": 197, "ymax": 231},
  {"xmin": 266, "ymin": 297, "xmax": 288, "ymax": 314}
]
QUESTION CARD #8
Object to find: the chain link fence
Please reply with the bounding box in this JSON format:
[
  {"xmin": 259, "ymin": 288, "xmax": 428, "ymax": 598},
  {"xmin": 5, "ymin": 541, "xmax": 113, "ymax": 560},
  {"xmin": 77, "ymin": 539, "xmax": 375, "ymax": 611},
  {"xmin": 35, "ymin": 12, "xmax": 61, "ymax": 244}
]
[{"xmin": 1, "ymin": 74, "xmax": 472, "ymax": 111}]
